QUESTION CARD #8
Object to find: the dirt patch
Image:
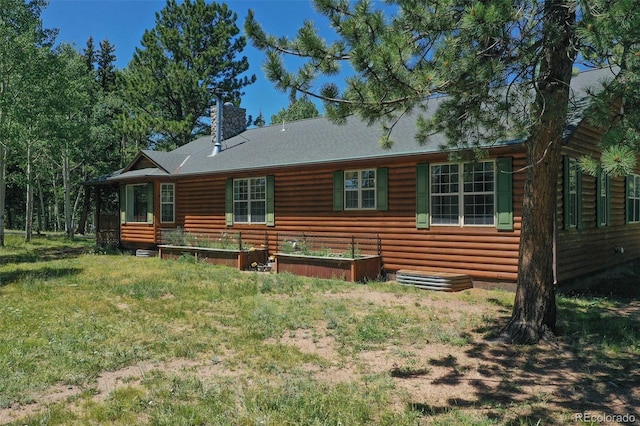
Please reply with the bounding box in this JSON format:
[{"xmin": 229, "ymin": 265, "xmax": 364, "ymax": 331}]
[
  {"xmin": 2, "ymin": 286, "xmax": 638, "ymax": 425},
  {"xmin": 0, "ymin": 357, "xmax": 238, "ymax": 424},
  {"xmin": 264, "ymin": 288, "xmax": 640, "ymax": 424}
]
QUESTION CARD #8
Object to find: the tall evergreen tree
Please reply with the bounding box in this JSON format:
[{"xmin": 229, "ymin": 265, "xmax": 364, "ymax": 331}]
[
  {"xmin": 253, "ymin": 110, "xmax": 266, "ymax": 127},
  {"xmin": 245, "ymin": 0, "xmax": 640, "ymax": 344},
  {"xmin": 124, "ymin": 0, "xmax": 256, "ymax": 150},
  {"xmin": 82, "ymin": 36, "xmax": 96, "ymax": 73},
  {"xmin": 97, "ymin": 39, "xmax": 117, "ymax": 93}
]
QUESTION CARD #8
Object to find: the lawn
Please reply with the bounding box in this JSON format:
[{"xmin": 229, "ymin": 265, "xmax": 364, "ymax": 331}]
[{"xmin": 0, "ymin": 235, "xmax": 638, "ymax": 425}]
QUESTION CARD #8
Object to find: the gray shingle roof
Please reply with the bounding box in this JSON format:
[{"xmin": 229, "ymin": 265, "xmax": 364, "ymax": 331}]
[
  {"xmin": 106, "ymin": 67, "xmax": 615, "ymax": 182},
  {"xmin": 137, "ymin": 150, "xmax": 189, "ymax": 174}
]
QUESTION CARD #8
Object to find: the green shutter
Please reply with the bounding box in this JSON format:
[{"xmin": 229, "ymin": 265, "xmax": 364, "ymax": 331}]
[
  {"xmin": 146, "ymin": 183, "xmax": 154, "ymax": 224},
  {"xmin": 596, "ymin": 168, "xmax": 603, "ymax": 228},
  {"xmin": 333, "ymin": 171, "xmax": 344, "ymax": 211},
  {"xmin": 563, "ymin": 156, "xmax": 570, "ymax": 230},
  {"xmin": 606, "ymin": 175, "xmax": 611, "ymax": 227},
  {"xmin": 266, "ymin": 175, "xmax": 275, "ymax": 226},
  {"xmin": 376, "ymin": 167, "xmax": 388, "ymax": 211},
  {"xmin": 496, "ymin": 157, "xmax": 513, "ymax": 231},
  {"xmin": 225, "ymin": 178, "xmax": 234, "ymax": 226},
  {"xmin": 120, "ymin": 185, "xmax": 126, "ymax": 224},
  {"xmin": 416, "ymin": 163, "xmax": 430, "ymax": 229}
]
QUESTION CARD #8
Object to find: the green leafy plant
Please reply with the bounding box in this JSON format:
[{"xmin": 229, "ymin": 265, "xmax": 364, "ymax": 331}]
[{"xmin": 164, "ymin": 228, "xmax": 187, "ymax": 246}]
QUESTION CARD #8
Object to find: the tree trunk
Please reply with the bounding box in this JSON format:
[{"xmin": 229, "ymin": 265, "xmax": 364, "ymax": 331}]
[
  {"xmin": 77, "ymin": 185, "xmax": 91, "ymax": 235},
  {"xmin": 63, "ymin": 152, "xmax": 73, "ymax": 238},
  {"xmin": 0, "ymin": 142, "xmax": 5, "ymax": 247},
  {"xmin": 71, "ymin": 183, "xmax": 82, "ymax": 233},
  {"xmin": 25, "ymin": 141, "xmax": 33, "ymax": 242},
  {"xmin": 52, "ymin": 175, "xmax": 61, "ymax": 232},
  {"xmin": 502, "ymin": 0, "xmax": 576, "ymax": 344},
  {"xmin": 36, "ymin": 175, "xmax": 45, "ymax": 233}
]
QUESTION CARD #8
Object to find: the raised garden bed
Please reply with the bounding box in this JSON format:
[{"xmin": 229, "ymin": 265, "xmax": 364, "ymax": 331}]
[
  {"xmin": 158, "ymin": 245, "xmax": 267, "ymax": 270},
  {"xmin": 274, "ymin": 253, "xmax": 382, "ymax": 282}
]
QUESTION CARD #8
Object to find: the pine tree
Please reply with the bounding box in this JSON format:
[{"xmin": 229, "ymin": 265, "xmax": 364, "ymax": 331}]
[
  {"xmin": 82, "ymin": 36, "xmax": 96, "ymax": 73},
  {"xmin": 253, "ymin": 110, "xmax": 266, "ymax": 127},
  {"xmin": 124, "ymin": 0, "xmax": 256, "ymax": 150},
  {"xmin": 97, "ymin": 39, "xmax": 117, "ymax": 93},
  {"xmin": 245, "ymin": 0, "xmax": 640, "ymax": 344},
  {"xmin": 270, "ymin": 97, "xmax": 320, "ymax": 125}
]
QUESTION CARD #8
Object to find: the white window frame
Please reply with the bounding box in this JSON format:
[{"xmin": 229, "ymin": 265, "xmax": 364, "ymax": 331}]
[
  {"xmin": 430, "ymin": 161, "xmax": 496, "ymax": 227},
  {"xmin": 233, "ymin": 177, "xmax": 267, "ymax": 224},
  {"xmin": 160, "ymin": 183, "xmax": 175, "ymax": 223},
  {"xmin": 344, "ymin": 169, "xmax": 376, "ymax": 210},
  {"xmin": 431, "ymin": 163, "xmax": 460, "ymax": 225},
  {"xmin": 628, "ymin": 174, "xmax": 640, "ymax": 223},
  {"xmin": 125, "ymin": 184, "xmax": 149, "ymax": 223}
]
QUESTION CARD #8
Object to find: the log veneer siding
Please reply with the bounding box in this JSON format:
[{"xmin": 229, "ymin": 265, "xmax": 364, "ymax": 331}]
[
  {"xmin": 555, "ymin": 120, "xmax": 640, "ymax": 282},
  {"xmin": 120, "ymin": 151, "xmax": 525, "ymax": 283},
  {"xmin": 117, "ymin": 113, "xmax": 640, "ymax": 285}
]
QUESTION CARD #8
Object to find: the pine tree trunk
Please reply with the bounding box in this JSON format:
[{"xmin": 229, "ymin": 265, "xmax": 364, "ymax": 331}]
[{"xmin": 502, "ymin": 0, "xmax": 576, "ymax": 344}]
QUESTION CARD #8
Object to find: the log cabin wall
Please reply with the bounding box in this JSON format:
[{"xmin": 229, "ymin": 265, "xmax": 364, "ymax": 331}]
[
  {"xmin": 120, "ymin": 223, "xmax": 156, "ymax": 248},
  {"xmin": 556, "ymin": 119, "xmax": 640, "ymax": 283},
  {"xmin": 164, "ymin": 146, "xmax": 526, "ymax": 283},
  {"xmin": 117, "ymin": 123, "xmax": 640, "ymax": 285}
]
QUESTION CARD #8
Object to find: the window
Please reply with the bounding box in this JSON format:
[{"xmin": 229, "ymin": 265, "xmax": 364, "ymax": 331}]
[
  {"xmin": 430, "ymin": 161, "xmax": 495, "ymax": 226},
  {"xmin": 563, "ymin": 157, "xmax": 582, "ymax": 229},
  {"xmin": 226, "ymin": 176, "xmax": 275, "ymax": 226},
  {"xmin": 566, "ymin": 158, "xmax": 579, "ymax": 228},
  {"xmin": 597, "ymin": 170, "xmax": 609, "ymax": 227},
  {"xmin": 125, "ymin": 184, "xmax": 152, "ymax": 223},
  {"xmin": 160, "ymin": 183, "xmax": 175, "ymax": 223},
  {"xmin": 431, "ymin": 164, "xmax": 459, "ymax": 225},
  {"xmin": 627, "ymin": 174, "xmax": 640, "ymax": 223},
  {"xmin": 233, "ymin": 177, "xmax": 266, "ymax": 223},
  {"xmin": 463, "ymin": 162, "xmax": 496, "ymax": 225},
  {"xmin": 344, "ymin": 169, "xmax": 376, "ymax": 209},
  {"xmin": 333, "ymin": 168, "xmax": 388, "ymax": 212}
]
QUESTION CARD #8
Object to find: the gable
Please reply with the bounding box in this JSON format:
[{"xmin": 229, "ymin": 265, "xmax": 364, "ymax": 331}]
[{"xmin": 129, "ymin": 156, "xmax": 156, "ymax": 171}]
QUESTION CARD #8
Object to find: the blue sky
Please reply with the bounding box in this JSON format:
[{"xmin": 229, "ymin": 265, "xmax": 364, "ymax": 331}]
[{"xmin": 41, "ymin": 0, "xmax": 341, "ymax": 125}]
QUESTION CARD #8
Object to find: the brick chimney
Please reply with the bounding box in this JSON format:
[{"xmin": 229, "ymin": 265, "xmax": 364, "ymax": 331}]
[{"xmin": 210, "ymin": 102, "xmax": 247, "ymax": 144}]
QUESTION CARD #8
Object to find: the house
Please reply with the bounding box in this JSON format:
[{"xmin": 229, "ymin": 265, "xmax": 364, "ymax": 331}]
[{"xmin": 89, "ymin": 67, "xmax": 639, "ymax": 286}]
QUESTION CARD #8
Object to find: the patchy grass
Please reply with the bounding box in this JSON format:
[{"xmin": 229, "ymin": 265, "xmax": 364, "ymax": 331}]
[{"xmin": 0, "ymin": 234, "xmax": 638, "ymax": 425}]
